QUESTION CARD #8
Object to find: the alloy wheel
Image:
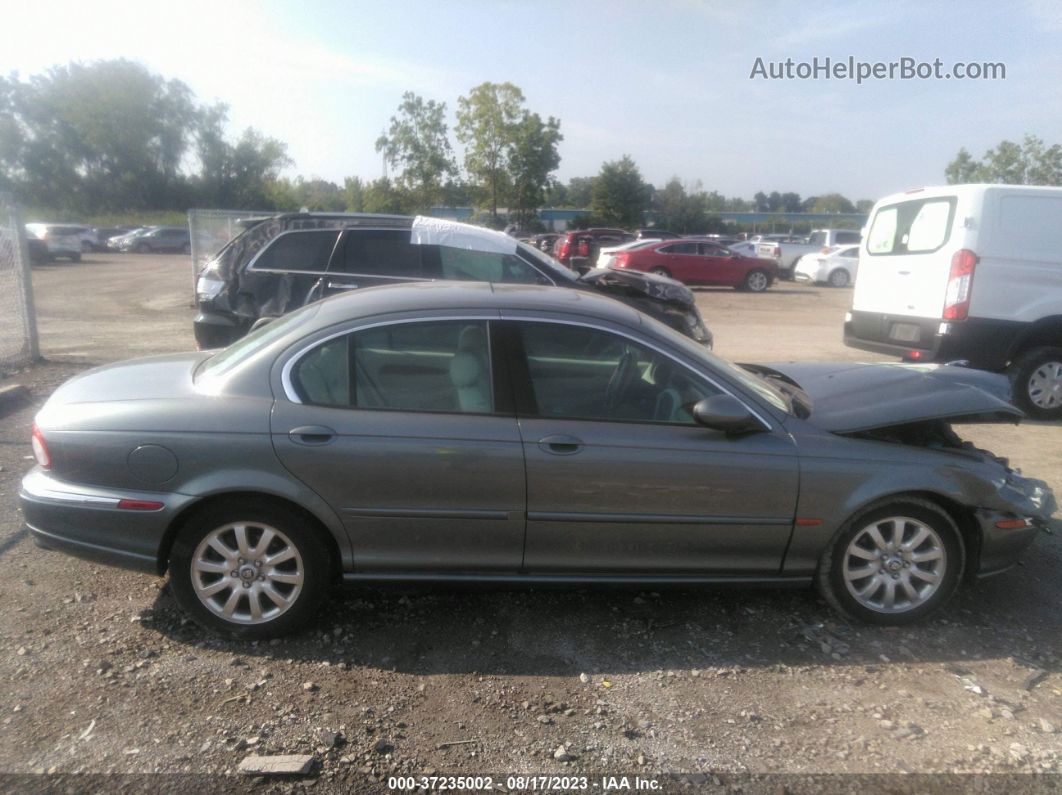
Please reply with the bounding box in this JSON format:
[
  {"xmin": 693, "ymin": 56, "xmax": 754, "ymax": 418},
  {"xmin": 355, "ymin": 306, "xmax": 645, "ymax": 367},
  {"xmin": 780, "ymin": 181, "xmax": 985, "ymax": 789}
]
[
  {"xmin": 842, "ymin": 516, "xmax": 946, "ymax": 614},
  {"xmin": 190, "ymin": 522, "xmax": 304, "ymax": 625}
]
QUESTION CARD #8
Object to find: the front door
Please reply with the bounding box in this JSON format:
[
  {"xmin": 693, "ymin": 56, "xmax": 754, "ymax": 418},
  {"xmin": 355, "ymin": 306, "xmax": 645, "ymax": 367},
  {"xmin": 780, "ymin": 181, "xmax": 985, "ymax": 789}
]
[
  {"xmin": 505, "ymin": 320, "xmax": 799, "ymax": 574},
  {"xmin": 271, "ymin": 318, "xmax": 527, "ymax": 572}
]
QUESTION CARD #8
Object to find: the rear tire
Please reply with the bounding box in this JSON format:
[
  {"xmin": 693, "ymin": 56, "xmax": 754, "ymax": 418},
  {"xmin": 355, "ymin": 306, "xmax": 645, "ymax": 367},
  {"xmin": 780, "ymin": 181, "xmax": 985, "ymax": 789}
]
[
  {"xmin": 649, "ymin": 266, "xmax": 671, "ymax": 278},
  {"xmin": 827, "ymin": 268, "xmax": 850, "ymax": 288},
  {"xmin": 739, "ymin": 268, "xmax": 771, "ymax": 292},
  {"xmin": 816, "ymin": 498, "xmax": 963, "ymax": 625},
  {"xmin": 169, "ymin": 499, "xmax": 332, "ymax": 639},
  {"xmin": 1009, "ymin": 346, "xmax": 1062, "ymax": 420}
]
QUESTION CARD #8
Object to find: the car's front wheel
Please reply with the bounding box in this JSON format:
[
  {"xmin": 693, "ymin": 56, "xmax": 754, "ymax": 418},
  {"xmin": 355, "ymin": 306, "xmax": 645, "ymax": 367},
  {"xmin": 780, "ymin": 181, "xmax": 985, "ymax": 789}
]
[
  {"xmin": 170, "ymin": 499, "xmax": 332, "ymax": 638},
  {"xmin": 817, "ymin": 498, "xmax": 963, "ymax": 625},
  {"xmin": 827, "ymin": 268, "xmax": 850, "ymax": 288},
  {"xmin": 739, "ymin": 268, "xmax": 771, "ymax": 292}
]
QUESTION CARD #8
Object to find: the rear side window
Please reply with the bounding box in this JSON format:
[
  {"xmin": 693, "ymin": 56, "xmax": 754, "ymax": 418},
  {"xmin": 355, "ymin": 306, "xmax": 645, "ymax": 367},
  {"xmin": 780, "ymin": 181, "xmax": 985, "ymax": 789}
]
[
  {"xmin": 867, "ymin": 197, "xmax": 956, "ymax": 256},
  {"xmin": 252, "ymin": 231, "xmax": 339, "ymax": 272},
  {"xmin": 336, "ymin": 229, "xmax": 422, "ymax": 277},
  {"xmin": 292, "ymin": 320, "xmax": 494, "ymax": 414},
  {"xmin": 834, "ymin": 231, "xmax": 860, "ymax": 245},
  {"xmin": 661, "ymin": 242, "xmax": 697, "ymax": 255}
]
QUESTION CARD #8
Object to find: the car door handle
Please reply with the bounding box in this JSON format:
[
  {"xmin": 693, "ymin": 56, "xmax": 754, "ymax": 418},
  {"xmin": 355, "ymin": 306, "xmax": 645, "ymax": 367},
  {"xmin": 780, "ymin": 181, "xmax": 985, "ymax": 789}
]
[
  {"xmin": 288, "ymin": 425, "xmax": 336, "ymax": 445},
  {"xmin": 538, "ymin": 434, "xmax": 583, "ymax": 455},
  {"xmin": 326, "ymin": 280, "xmax": 358, "ymax": 290}
]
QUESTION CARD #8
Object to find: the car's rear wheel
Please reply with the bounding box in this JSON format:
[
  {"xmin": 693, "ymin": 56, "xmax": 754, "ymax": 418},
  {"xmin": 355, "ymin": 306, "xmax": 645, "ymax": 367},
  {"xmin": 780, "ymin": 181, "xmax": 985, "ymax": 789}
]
[
  {"xmin": 817, "ymin": 498, "xmax": 963, "ymax": 625},
  {"xmin": 827, "ymin": 268, "xmax": 850, "ymax": 288},
  {"xmin": 170, "ymin": 499, "xmax": 332, "ymax": 638},
  {"xmin": 649, "ymin": 266, "xmax": 671, "ymax": 278},
  {"xmin": 1009, "ymin": 346, "xmax": 1062, "ymax": 420},
  {"xmin": 739, "ymin": 268, "xmax": 771, "ymax": 292}
]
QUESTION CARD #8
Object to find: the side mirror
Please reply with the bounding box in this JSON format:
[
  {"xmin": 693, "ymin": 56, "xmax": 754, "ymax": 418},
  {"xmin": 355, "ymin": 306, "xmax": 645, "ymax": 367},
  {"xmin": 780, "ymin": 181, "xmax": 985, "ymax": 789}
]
[{"xmin": 692, "ymin": 395, "xmax": 764, "ymax": 434}]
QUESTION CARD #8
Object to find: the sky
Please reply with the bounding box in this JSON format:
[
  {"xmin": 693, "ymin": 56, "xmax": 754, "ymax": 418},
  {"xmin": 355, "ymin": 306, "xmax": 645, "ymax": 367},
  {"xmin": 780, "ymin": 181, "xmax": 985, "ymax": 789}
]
[{"xmin": 3, "ymin": 0, "xmax": 1062, "ymax": 203}]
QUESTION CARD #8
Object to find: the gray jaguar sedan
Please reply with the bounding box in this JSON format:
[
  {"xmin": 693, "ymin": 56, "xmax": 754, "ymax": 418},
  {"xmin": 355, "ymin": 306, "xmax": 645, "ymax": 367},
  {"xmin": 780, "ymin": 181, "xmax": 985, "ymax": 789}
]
[{"xmin": 21, "ymin": 282, "xmax": 1056, "ymax": 637}]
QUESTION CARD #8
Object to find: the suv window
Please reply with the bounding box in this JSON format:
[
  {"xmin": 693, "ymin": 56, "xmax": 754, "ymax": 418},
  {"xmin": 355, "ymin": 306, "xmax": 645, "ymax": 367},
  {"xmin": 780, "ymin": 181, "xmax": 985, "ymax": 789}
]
[
  {"xmin": 834, "ymin": 231, "xmax": 860, "ymax": 245},
  {"xmin": 253, "ymin": 230, "xmax": 339, "ymax": 272},
  {"xmin": 660, "ymin": 242, "xmax": 697, "ymax": 255},
  {"xmin": 698, "ymin": 243, "xmax": 729, "ymax": 257},
  {"xmin": 434, "ymin": 247, "xmax": 547, "ymax": 284},
  {"xmin": 336, "ymin": 229, "xmax": 422, "ymax": 277},
  {"xmin": 293, "ymin": 320, "xmax": 493, "ymax": 414},
  {"xmin": 517, "ymin": 322, "xmax": 718, "ymax": 424}
]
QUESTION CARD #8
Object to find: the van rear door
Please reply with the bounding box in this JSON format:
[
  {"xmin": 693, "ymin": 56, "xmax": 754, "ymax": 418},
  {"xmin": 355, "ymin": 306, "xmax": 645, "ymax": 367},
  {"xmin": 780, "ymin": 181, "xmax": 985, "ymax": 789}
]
[{"xmin": 854, "ymin": 194, "xmax": 960, "ymax": 321}]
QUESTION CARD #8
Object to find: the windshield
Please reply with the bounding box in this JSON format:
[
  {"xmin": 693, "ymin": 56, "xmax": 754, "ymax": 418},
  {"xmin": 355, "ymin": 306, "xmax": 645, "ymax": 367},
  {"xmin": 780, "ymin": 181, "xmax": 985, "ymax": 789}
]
[
  {"xmin": 635, "ymin": 311, "xmax": 792, "ymax": 415},
  {"xmin": 517, "ymin": 241, "xmax": 578, "ymax": 284},
  {"xmin": 196, "ymin": 302, "xmax": 322, "ymax": 383}
]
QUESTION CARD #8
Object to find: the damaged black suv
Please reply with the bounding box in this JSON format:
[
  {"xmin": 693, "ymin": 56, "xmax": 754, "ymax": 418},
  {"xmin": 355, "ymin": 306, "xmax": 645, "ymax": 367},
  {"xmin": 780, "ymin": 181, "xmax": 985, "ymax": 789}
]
[{"xmin": 193, "ymin": 213, "xmax": 712, "ymax": 349}]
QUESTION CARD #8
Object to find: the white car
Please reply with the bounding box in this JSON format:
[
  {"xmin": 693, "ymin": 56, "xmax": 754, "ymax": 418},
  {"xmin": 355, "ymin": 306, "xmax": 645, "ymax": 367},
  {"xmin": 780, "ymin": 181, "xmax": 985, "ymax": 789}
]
[
  {"xmin": 24, "ymin": 224, "xmax": 83, "ymax": 262},
  {"xmin": 595, "ymin": 239, "xmax": 660, "ymax": 268},
  {"xmin": 794, "ymin": 245, "xmax": 859, "ymax": 287},
  {"xmin": 730, "ymin": 241, "xmax": 780, "ymax": 260}
]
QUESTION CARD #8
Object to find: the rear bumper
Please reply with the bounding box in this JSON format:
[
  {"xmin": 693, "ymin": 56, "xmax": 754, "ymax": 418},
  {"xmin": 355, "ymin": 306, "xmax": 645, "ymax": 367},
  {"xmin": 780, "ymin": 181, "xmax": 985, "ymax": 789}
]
[
  {"xmin": 19, "ymin": 468, "xmax": 190, "ymax": 575},
  {"xmin": 844, "ymin": 311, "xmax": 1024, "ymax": 370}
]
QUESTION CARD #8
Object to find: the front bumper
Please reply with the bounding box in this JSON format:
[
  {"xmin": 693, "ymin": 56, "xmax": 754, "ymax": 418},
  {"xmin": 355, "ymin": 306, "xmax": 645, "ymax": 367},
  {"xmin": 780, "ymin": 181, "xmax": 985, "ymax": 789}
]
[{"xmin": 19, "ymin": 468, "xmax": 190, "ymax": 574}]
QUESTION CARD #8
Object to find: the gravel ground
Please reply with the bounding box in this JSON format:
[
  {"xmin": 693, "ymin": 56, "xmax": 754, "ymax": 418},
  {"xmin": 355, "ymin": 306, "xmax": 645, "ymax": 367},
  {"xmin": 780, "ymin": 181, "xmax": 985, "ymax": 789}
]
[{"xmin": 0, "ymin": 254, "xmax": 1059, "ymax": 792}]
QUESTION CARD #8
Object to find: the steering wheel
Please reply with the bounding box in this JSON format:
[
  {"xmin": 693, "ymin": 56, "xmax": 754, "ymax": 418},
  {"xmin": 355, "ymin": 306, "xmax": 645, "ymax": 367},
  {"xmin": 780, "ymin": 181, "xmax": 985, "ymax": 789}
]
[{"xmin": 604, "ymin": 348, "xmax": 638, "ymax": 409}]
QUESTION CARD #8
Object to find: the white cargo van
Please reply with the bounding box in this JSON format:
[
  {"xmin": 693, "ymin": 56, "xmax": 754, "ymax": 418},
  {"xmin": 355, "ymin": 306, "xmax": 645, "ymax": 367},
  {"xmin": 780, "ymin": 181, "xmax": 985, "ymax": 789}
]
[{"xmin": 845, "ymin": 183, "xmax": 1062, "ymax": 419}]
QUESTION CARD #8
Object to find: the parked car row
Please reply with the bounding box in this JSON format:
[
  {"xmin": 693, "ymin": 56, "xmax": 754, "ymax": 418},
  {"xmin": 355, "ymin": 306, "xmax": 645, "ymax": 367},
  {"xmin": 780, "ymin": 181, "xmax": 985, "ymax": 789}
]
[
  {"xmin": 104, "ymin": 226, "xmax": 191, "ymax": 254},
  {"xmin": 23, "ymin": 222, "xmax": 191, "ymax": 263}
]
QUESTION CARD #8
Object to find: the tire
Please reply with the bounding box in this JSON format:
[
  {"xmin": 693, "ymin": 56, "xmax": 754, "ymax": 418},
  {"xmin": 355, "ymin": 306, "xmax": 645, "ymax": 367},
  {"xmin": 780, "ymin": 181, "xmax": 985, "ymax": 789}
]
[
  {"xmin": 827, "ymin": 268, "xmax": 850, "ymax": 288},
  {"xmin": 649, "ymin": 266, "xmax": 671, "ymax": 278},
  {"xmin": 169, "ymin": 498, "xmax": 333, "ymax": 639},
  {"xmin": 739, "ymin": 268, "xmax": 771, "ymax": 292},
  {"xmin": 816, "ymin": 498, "xmax": 964, "ymax": 625},
  {"xmin": 1008, "ymin": 346, "xmax": 1062, "ymax": 420},
  {"xmin": 81, "ymin": 240, "xmax": 92, "ymax": 253}
]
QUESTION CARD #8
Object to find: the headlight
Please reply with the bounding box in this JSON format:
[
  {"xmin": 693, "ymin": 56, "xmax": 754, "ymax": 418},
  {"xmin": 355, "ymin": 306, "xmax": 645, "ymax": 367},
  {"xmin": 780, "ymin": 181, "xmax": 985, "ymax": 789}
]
[{"xmin": 196, "ymin": 273, "xmax": 225, "ymax": 301}]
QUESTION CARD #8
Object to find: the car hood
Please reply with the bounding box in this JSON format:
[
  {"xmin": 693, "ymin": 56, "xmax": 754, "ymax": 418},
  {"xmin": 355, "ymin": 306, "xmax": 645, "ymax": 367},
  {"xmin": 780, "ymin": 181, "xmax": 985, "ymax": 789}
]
[
  {"xmin": 744, "ymin": 361, "xmax": 1022, "ymax": 433},
  {"xmin": 578, "ymin": 267, "xmax": 696, "ymax": 308}
]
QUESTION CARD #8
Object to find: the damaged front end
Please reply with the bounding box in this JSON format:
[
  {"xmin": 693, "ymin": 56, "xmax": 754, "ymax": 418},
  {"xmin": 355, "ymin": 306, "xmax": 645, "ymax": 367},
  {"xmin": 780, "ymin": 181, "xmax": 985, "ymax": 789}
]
[{"xmin": 579, "ymin": 268, "xmax": 713, "ymax": 348}]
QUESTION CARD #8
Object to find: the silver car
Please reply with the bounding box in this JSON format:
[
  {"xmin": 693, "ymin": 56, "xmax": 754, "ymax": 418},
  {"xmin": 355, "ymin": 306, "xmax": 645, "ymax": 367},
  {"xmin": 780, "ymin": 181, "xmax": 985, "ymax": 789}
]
[{"xmin": 20, "ymin": 283, "xmax": 1056, "ymax": 637}]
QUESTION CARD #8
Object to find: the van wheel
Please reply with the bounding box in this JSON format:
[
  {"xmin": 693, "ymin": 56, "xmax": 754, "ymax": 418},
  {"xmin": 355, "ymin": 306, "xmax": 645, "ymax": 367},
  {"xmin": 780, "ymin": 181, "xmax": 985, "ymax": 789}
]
[
  {"xmin": 817, "ymin": 498, "xmax": 963, "ymax": 625},
  {"xmin": 1009, "ymin": 346, "xmax": 1062, "ymax": 420},
  {"xmin": 827, "ymin": 268, "xmax": 850, "ymax": 288}
]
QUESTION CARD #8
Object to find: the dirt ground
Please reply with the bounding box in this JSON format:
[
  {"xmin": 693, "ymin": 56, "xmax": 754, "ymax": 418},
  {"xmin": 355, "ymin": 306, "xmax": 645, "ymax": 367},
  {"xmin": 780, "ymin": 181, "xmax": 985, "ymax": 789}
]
[{"xmin": 0, "ymin": 253, "xmax": 1059, "ymax": 792}]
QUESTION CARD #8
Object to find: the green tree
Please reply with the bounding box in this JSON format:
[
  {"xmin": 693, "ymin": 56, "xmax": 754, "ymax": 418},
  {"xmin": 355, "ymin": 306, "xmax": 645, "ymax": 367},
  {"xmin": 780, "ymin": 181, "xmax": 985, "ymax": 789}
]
[
  {"xmin": 590, "ymin": 155, "xmax": 650, "ymax": 228},
  {"xmin": 944, "ymin": 147, "xmax": 984, "ymax": 184},
  {"xmin": 653, "ymin": 177, "xmax": 707, "ymax": 233},
  {"xmin": 945, "ymin": 135, "xmax": 1062, "ymax": 185},
  {"xmin": 566, "ymin": 177, "xmax": 595, "ymax": 207},
  {"xmin": 375, "ymin": 92, "xmax": 456, "ymax": 212},
  {"xmin": 508, "ymin": 112, "xmax": 562, "ymax": 225},
  {"xmin": 362, "ymin": 177, "xmax": 410, "ymax": 215},
  {"xmin": 344, "ymin": 176, "xmax": 366, "ymax": 212},
  {"xmin": 811, "ymin": 193, "xmax": 855, "ymax": 214},
  {"xmin": 455, "ymin": 81, "xmax": 526, "ymax": 220}
]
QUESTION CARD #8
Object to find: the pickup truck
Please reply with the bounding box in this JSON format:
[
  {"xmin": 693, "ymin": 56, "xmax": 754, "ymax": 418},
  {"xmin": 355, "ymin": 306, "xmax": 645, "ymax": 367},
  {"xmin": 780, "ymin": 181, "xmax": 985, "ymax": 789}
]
[{"xmin": 777, "ymin": 228, "xmax": 862, "ymax": 278}]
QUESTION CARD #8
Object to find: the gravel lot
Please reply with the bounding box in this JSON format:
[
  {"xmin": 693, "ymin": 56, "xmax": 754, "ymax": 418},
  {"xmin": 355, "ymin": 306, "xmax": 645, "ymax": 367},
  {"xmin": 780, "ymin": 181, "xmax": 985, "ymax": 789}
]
[{"xmin": 1, "ymin": 253, "xmax": 1060, "ymax": 791}]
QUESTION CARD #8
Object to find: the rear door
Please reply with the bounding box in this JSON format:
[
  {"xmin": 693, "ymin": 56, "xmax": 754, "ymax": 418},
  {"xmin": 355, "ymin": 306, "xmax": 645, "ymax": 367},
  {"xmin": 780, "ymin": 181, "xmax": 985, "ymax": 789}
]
[
  {"xmin": 854, "ymin": 195, "xmax": 959, "ymax": 323},
  {"xmin": 657, "ymin": 241, "xmax": 699, "ymax": 281},
  {"xmin": 243, "ymin": 229, "xmax": 342, "ymax": 317},
  {"xmin": 271, "ymin": 316, "xmax": 527, "ymax": 572},
  {"xmin": 323, "ymin": 228, "xmax": 426, "ymax": 296}
]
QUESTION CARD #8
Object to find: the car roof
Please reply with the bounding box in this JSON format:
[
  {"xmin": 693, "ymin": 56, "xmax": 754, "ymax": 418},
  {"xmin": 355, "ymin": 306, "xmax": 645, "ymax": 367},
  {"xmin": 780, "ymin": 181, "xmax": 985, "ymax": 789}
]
[{"xmin": 310, "ymin": 280, "xmax": 642, "ymax": 329}]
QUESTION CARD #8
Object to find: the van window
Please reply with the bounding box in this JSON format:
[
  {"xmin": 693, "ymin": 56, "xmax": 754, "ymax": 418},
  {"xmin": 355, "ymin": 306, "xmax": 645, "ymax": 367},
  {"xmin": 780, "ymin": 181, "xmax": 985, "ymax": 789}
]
[{"xmin": 867, "ymin": 197, "xmax": 956, "ymax": 256}]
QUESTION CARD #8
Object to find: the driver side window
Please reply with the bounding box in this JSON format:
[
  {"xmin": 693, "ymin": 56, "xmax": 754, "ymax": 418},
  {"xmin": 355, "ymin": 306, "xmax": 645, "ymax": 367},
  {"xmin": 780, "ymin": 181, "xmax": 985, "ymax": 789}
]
[{"xmin": 517, "ymin": 322, "xmax": 719, "ymax": 424}]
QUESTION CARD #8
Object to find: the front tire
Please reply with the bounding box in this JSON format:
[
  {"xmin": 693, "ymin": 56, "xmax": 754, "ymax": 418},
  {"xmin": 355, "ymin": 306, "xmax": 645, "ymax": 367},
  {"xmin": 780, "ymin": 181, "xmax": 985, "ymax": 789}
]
[
  {"xmin": 739, "ymin": 268, "xmax": 771, "ymax": 292},
  {"xmin": 170, "ymin": 499, "xmax": 332, "ymax": 638},
  {"xmin": 816, "ymin": 498, "xmax": 963, "ymax": 625},
  {"xmin": 1009, "ymin": 346, "xmax": 1062, "ymax": 420}
]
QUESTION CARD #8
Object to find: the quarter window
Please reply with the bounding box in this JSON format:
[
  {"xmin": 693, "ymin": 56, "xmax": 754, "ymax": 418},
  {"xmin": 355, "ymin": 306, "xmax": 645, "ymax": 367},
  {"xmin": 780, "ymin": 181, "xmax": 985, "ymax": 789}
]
[
  {"xmin": 292, "ymin": 321, "xmax": 493, "ymax": 414},
  {"xmin": 435, "ymin": 247, "xmax": 547, "ymax": 284},
  {"xmin": 661, "ymin": 242, "xmax": 697, "ymax": 255},
  {"xmin": 253, "ymin": 231, "xmax": 339, "ymax": 272},
  {"xmin": 517, "ymin": 322, "xmax": 719, "ymax": 424}
]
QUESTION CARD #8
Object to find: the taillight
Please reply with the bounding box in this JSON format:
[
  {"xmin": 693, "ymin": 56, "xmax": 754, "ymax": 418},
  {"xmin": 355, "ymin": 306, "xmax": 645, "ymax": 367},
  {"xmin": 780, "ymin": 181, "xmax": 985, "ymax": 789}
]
[
  {"xmin": 558, "ymin": 240, "xmax": 570, "ymax": 261},
  {"xmin": 577, "ymin": 240, "xmax": 590, "ymax": 257},
  {"xmin": 31, "ymin": 423, "xmax": 51, "ymax": 468},
  {"xmin": 772, "ymin": 245, "xmax": 780, "ymax": 257},
  {"xmin": 614, "ymin": 253, "xmax": 630, "ymax": 268},
  {"xmin": 943, "ymin": 249, "xmax": 978, "ymax": 320}
]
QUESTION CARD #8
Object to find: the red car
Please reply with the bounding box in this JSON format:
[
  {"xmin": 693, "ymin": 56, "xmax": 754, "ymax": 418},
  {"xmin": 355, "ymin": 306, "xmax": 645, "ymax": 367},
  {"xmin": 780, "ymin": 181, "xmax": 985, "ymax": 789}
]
[
  {"xmin": 612, "ymin": 239, "xmax": 779, "ymax": 292},
  {"xmin": 552, "ymin": 228, "xmax": 631, "ymax": 270}
]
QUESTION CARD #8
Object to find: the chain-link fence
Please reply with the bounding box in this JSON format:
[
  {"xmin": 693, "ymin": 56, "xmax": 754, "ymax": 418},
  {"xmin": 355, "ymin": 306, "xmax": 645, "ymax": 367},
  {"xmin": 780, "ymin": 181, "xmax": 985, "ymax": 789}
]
[
  {"xmin": 0, "ymin": 194, "xmax": 39, "ymax": 368},
  {"xmin": 187, "ymin": 208, "xmax": 274, "ymax": 299}
]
